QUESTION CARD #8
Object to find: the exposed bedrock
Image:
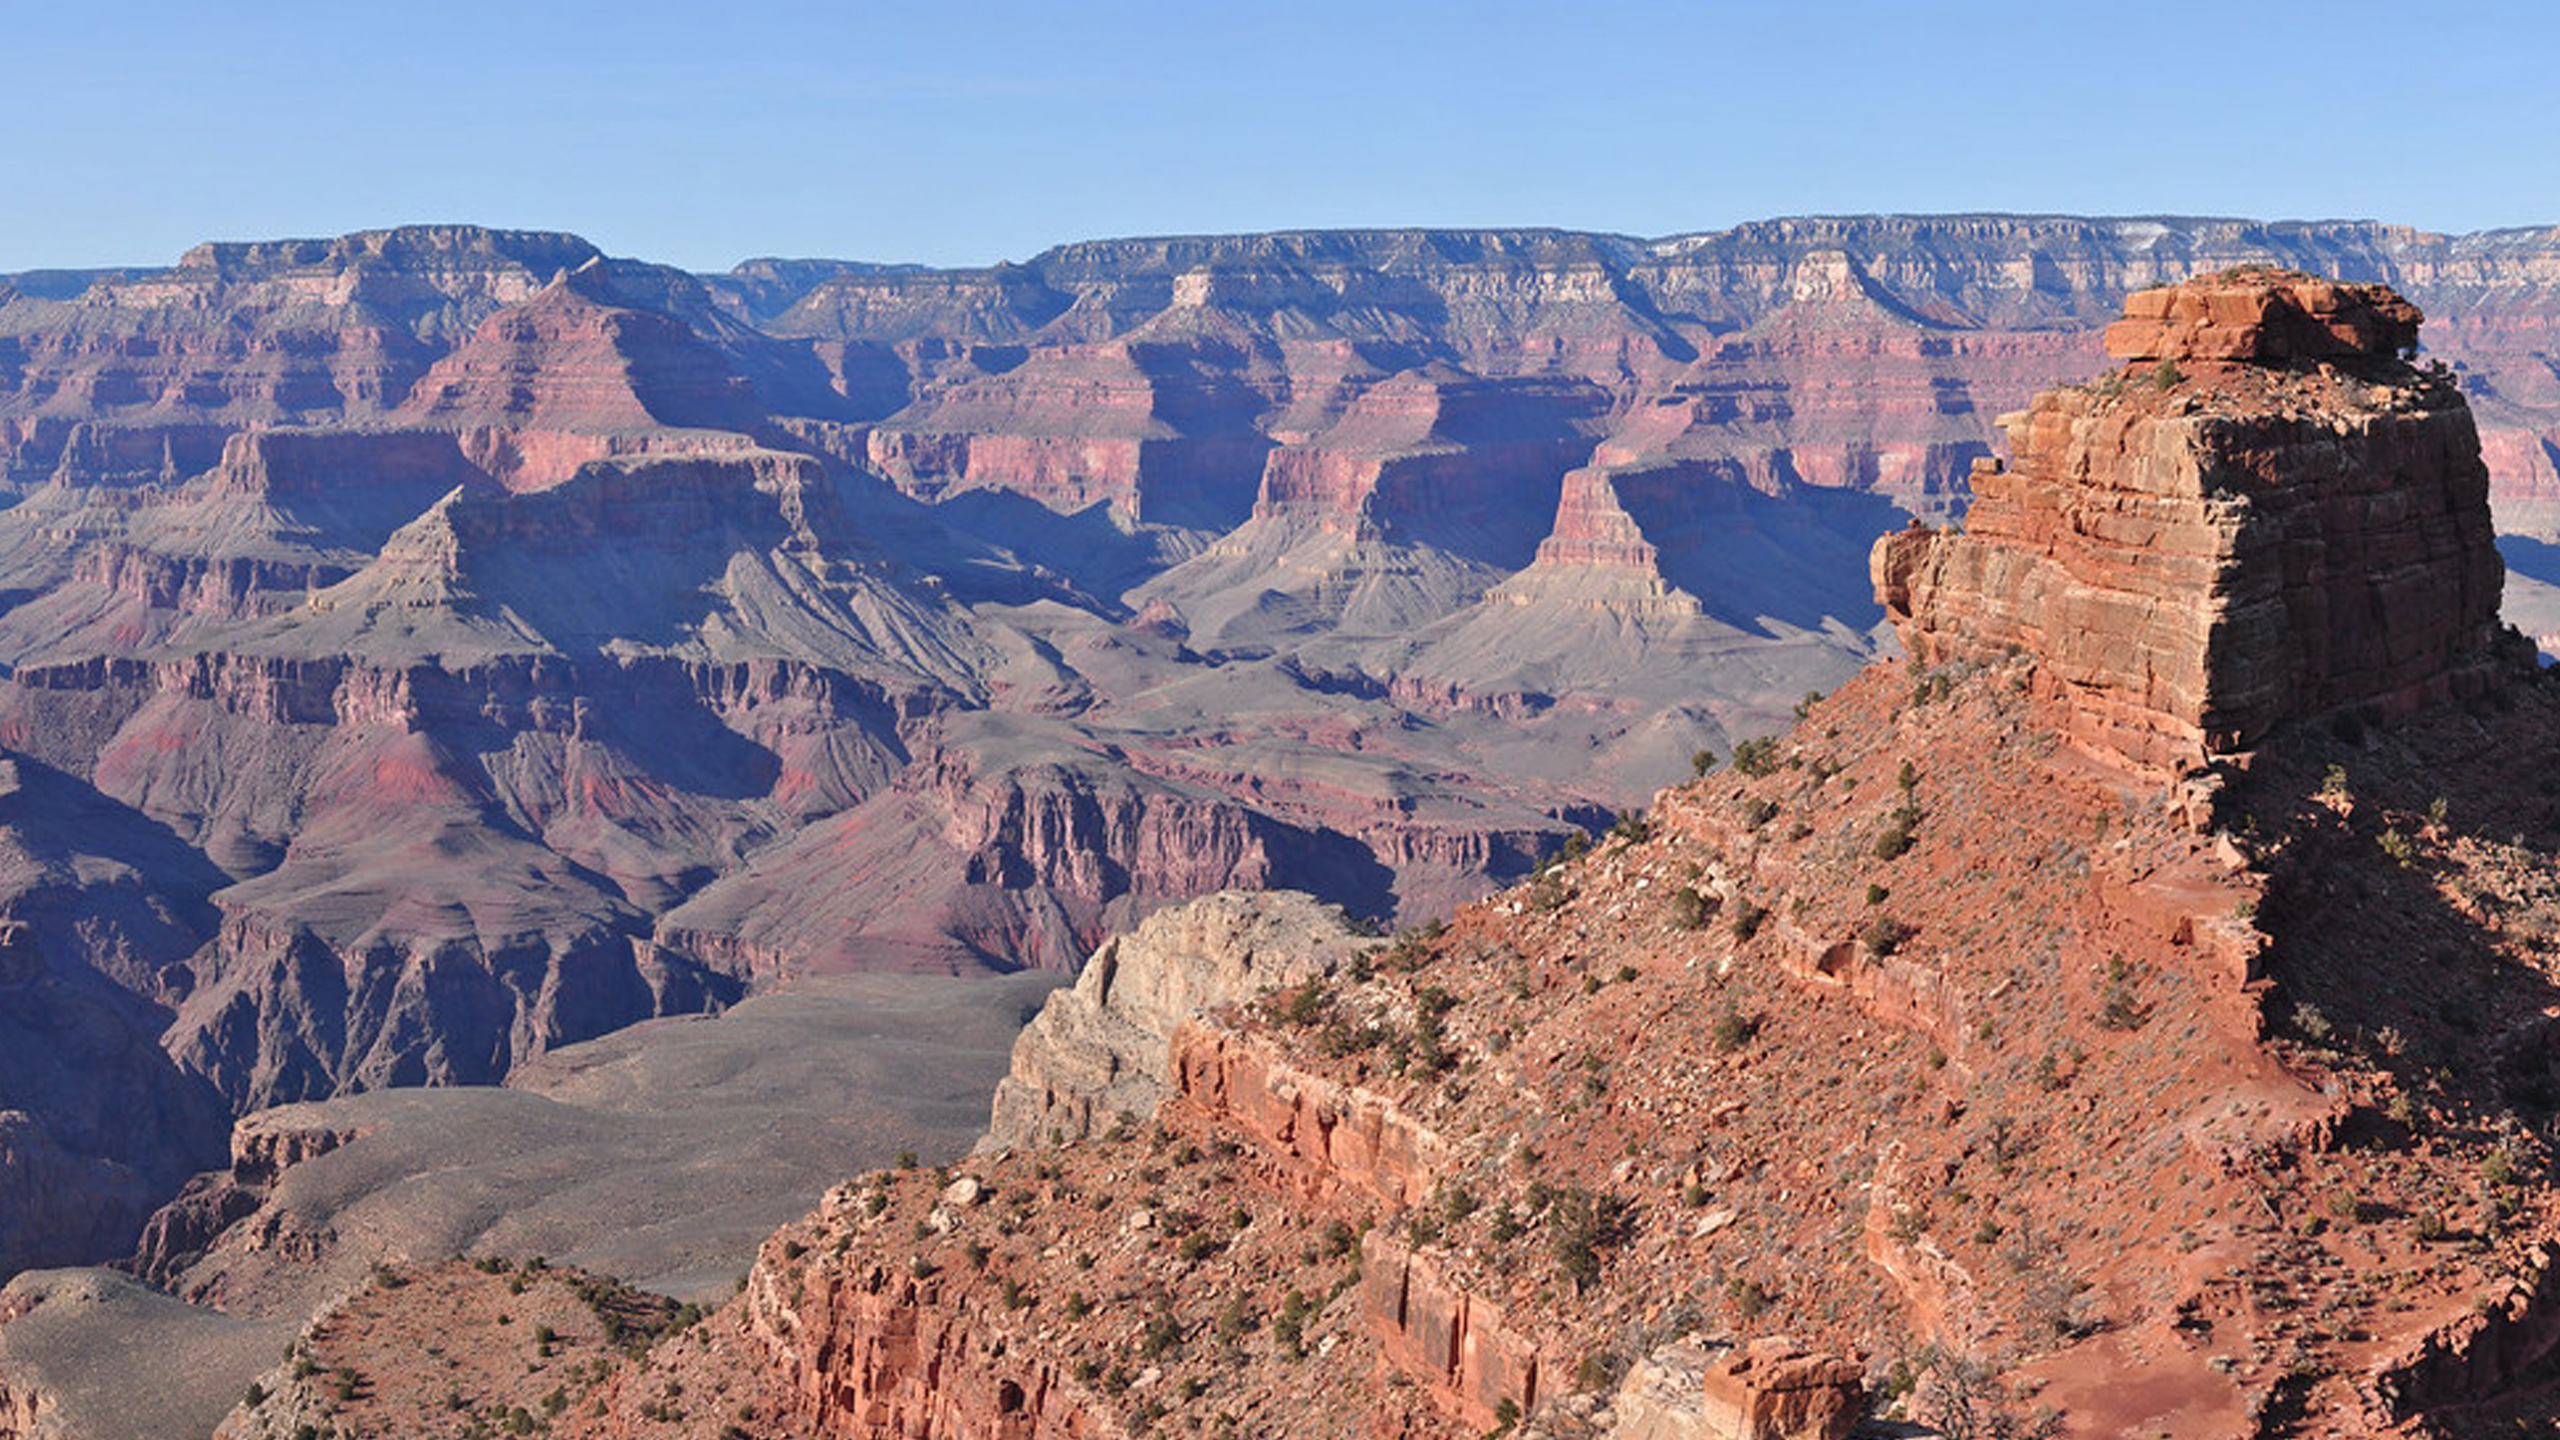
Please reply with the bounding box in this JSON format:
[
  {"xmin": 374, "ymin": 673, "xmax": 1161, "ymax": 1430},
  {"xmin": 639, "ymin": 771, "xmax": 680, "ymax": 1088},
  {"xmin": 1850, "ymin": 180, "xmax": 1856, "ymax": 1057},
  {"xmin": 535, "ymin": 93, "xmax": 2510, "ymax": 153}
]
[
  {"xmin": 980, "ymin": 889, "xmax": 1374, "ymax": 1152},
  {"xmin": 1875, "ymin": 270, "xmax": 2527, "ymax": 773}
]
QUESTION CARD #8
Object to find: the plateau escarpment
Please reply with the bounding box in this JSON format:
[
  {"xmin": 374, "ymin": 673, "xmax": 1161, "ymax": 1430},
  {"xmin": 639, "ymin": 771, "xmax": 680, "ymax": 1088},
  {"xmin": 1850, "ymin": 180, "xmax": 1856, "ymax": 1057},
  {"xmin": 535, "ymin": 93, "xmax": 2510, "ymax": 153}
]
[
  {"xmin": 3, "ymin": 217, "xmax": 2560, "ymax": 1310},
  {"xmin": 476, "ymin": 273, "xmax": 2560, "ymax": 1440}
]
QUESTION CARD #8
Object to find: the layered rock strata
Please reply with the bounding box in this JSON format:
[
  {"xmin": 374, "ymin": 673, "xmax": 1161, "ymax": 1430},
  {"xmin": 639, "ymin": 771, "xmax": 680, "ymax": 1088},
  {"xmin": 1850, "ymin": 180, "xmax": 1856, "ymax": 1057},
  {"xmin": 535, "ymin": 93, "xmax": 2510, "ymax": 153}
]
[
  {"xmin": 979, "ymin": 889, "xmax": 1374, "ymax": 1152},
  {"xmin": 1875, "ymin": 270, "xmax": 2522, "ymax": 772}
]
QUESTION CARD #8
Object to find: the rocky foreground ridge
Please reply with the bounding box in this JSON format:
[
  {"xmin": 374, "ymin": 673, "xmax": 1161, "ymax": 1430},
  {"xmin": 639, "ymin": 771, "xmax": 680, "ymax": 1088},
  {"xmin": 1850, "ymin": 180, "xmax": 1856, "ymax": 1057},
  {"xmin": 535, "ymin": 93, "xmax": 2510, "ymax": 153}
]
[
  {"xmin": 7, "ymin": 217, "xmax": 2560, "ymax": 1293},
  {"xmin": 194, "ymin": 274, "xmax": 2560, "ymax": 1437}
]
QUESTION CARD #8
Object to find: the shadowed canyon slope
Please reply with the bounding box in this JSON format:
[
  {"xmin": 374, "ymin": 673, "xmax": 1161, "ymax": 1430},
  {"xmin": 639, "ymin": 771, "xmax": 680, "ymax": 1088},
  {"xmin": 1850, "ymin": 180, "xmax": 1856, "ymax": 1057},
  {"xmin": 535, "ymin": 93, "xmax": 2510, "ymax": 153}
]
[
  {"xmin": 300, "ymin": 270, "xmax": 2560, "ymax": 1440},
  {"xmin": 5, "ymin": 218, "xmax": 2560, "ymax": 1292}
]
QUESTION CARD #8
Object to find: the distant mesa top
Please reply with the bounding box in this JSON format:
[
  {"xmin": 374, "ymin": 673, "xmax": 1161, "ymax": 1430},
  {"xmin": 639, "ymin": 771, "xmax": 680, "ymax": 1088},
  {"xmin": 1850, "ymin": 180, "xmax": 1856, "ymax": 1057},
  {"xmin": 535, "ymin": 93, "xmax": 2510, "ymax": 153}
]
[{"xmin": 2102, "ymin": 267, "xmax": 2423, "ymax": 362}]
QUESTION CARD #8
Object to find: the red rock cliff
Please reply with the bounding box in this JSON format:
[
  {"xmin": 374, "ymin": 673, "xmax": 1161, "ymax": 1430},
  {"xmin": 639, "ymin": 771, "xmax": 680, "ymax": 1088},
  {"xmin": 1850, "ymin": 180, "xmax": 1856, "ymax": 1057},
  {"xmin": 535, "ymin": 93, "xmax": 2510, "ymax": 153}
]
[{"xmin": 1874, "ymin": 270, "xmax": 2522, "ymax": 772}]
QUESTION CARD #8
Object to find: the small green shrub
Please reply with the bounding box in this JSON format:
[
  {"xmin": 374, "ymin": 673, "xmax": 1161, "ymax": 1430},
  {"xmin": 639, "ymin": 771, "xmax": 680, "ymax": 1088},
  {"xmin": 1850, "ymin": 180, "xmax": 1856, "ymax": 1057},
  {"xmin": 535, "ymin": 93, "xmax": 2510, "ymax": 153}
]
[
  {"xmin": 2484, "ymin": 1149, "xmax": 2519, "ymax": 1187},
  {"xmin": 1729, "ymin": 898, "xmax": 1767, "ymax": 941},
  {"xmin": 1864, "ymin": 916, "xmax": 1913, "ymax": 957},
  {"xmin": 1712, "ymin": 1007, "xmax": 1761, "ymax": 1052},
  {"xmin": 1667, "ymin": 887, "xmax": 1710, "ymax": 929}
]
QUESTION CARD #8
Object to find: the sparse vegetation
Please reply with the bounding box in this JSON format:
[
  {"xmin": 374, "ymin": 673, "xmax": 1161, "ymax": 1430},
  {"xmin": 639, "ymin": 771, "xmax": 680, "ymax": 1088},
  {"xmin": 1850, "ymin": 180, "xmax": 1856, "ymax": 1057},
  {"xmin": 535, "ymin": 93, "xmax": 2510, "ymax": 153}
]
[
  {"xmin": 1728, "ymin": 897, "xmax": 1768, "ymax": 941},
  {"xmin": 1548, "ymin": 1187, "xmax": 1631, "ymax": 1292},
  {"xmin": 2097, "ymin": 956, "xmax": 2148, "ymax": 1031},
  {"xmin": 1731, "ymin": 736, "xmax": 1783, "ymax": 777},
  {"xmin": 1712, "ymin": 1006, "xmax": 1761, "ymax": 1052}
]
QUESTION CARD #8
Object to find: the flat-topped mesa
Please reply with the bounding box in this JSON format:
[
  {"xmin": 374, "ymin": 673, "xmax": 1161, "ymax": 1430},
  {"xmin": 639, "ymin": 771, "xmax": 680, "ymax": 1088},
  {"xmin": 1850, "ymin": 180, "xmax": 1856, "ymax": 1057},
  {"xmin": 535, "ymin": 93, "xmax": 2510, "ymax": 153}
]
[{"xmin": 1874, "ymin": 269, "xmax": 2522, "ymax": 774}]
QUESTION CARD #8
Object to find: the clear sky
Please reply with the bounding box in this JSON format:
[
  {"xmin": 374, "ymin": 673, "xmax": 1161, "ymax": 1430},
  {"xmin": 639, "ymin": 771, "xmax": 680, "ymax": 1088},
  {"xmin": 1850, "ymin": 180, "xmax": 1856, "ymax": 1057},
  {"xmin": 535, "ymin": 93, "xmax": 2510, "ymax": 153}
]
[{"xmin": 6, "ymin": 0, "xmax": 2554, "ymax": 274}]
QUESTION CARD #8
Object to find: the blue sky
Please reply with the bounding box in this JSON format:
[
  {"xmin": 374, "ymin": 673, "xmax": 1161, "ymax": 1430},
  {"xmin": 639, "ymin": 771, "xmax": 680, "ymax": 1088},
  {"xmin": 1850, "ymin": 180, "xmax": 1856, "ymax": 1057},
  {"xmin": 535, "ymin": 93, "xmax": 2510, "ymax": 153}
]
[{"xmin": 7, "ymin": 0, "xmax": 2554, "ymax": 273}]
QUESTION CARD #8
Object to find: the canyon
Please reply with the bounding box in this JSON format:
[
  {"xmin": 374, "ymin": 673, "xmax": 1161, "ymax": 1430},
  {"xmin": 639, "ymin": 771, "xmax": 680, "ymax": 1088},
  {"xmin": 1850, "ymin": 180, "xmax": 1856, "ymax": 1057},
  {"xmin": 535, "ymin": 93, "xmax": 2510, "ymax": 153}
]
[
  {"xmin": 408, "ymin": 269, "xmax": 2560, "ymax": 1438},
  {"xmin": 6, "ymin": 220, "xmax": 2560, "ymax": 1434}
]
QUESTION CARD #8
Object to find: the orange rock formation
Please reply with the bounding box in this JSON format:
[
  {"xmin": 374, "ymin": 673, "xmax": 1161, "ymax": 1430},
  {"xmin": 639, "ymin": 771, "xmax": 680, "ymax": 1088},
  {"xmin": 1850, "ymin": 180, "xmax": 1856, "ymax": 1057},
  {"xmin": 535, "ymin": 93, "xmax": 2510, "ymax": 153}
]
[{"xmin": 1873, "ymin": 269, "xmax": 2519, "ymax": 773}]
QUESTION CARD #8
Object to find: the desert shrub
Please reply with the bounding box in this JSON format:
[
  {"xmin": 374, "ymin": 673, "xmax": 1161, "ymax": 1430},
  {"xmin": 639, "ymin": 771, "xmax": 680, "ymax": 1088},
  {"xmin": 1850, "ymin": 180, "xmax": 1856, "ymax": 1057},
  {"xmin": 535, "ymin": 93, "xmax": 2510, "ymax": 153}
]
[
  {"xmin": 2097, "ymin": 957, "xmax": 2148, "ymax": 1031},
  {"xmin": 1726, "ymin": 1276, "xmax": 1775, "ymax": 1320},
  {"xmin": 1528, "ymin": 872, "xmax": 1570, "ymax": 912},
  {"xmin": 1740, "ymin": 796, "xmax": 1780, "ymax": 828},
  {"xmin": 1712, "ymin": 1007, "xmax": 1761, "ymax": 1052},
  {"xmin": 1691, "ymin": 748, "xmax": 1718, "ymax": 777},
  {"xmin": 1279, "ymin": 977, "xmax": 1330, "ymax": 1026},
  {"xmin": 1321, "ymin": 1219, "xmax": 1359, "ymax": 1260},
  {"xmin": 1412, "ymin": 985, "xmax": 1459, "ymax": 1073},
  {"xmin": 1667, "ymin": 886, "xmax": 1710, "ymax": 929},
  {"xmin": 2484, "ymin": 1149, "xmax": 2519, "ymax": 1187},
  {"xmin": 1732, "ymin": 736, "xmax": 1783, "ymax": 777},
  {"xmin": 1864, "ymin": 916, "xmax": 1914, "ymax": 957},
  {"xmin": 1273, "ymin": 1290, "xmax": 1312, "ymax": 1357},
  {"xmin": 1611, "ymin": 810, "xmax": 1651, "ymax": 844},
  {"xmin": 1549, "ymin": 1188, "xmax": 1631, "ymax": 1292},
  {"xmin": 1729, "ymin": 898, "xmax": 1768, "ymax": 941}
]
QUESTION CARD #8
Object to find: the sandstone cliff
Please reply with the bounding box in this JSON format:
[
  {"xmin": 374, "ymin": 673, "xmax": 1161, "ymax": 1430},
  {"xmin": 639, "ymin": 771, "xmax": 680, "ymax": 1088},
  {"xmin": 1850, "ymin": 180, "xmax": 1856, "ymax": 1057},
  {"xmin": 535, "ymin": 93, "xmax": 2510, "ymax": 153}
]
[{"xmin": 1875, "ymin": 270, "xmax": 2526, "ymax": 772}]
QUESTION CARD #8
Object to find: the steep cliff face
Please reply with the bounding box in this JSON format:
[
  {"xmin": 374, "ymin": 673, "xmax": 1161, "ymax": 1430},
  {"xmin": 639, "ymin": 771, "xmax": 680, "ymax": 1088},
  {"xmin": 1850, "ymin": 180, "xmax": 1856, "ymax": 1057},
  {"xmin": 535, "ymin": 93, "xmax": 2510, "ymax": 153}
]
[
  {"xmin": 0, "ymin": 226, "xmax": 601, "ymax": 491},
  {"xmin": 0, "ymin": 918, "xmax": 228, "ymax": 1279},
  {"xmin": 1875, "ymin": 271, "xmax": 2521, "ymax": 772}
]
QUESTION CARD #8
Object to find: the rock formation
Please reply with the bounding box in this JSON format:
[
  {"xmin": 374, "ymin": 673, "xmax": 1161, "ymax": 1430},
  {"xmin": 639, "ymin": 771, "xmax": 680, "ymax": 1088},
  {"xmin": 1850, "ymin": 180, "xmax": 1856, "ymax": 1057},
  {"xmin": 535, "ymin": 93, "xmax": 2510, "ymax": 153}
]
[
  {"xmin": 980, "ymin": 889, "xmax": 1374, "ymax": 1151},
  {"xmin": 1875, "ymin": 269, "xmax": 2524, "ymax": 772}
]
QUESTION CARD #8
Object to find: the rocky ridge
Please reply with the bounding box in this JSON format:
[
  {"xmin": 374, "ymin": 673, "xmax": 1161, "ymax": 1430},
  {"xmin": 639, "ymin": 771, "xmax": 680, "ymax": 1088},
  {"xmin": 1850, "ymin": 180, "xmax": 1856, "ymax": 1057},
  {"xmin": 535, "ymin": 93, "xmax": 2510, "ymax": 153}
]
[{"xmin": 312, "ymin": 272, "xmax": 2560, "ymax": 1440}]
